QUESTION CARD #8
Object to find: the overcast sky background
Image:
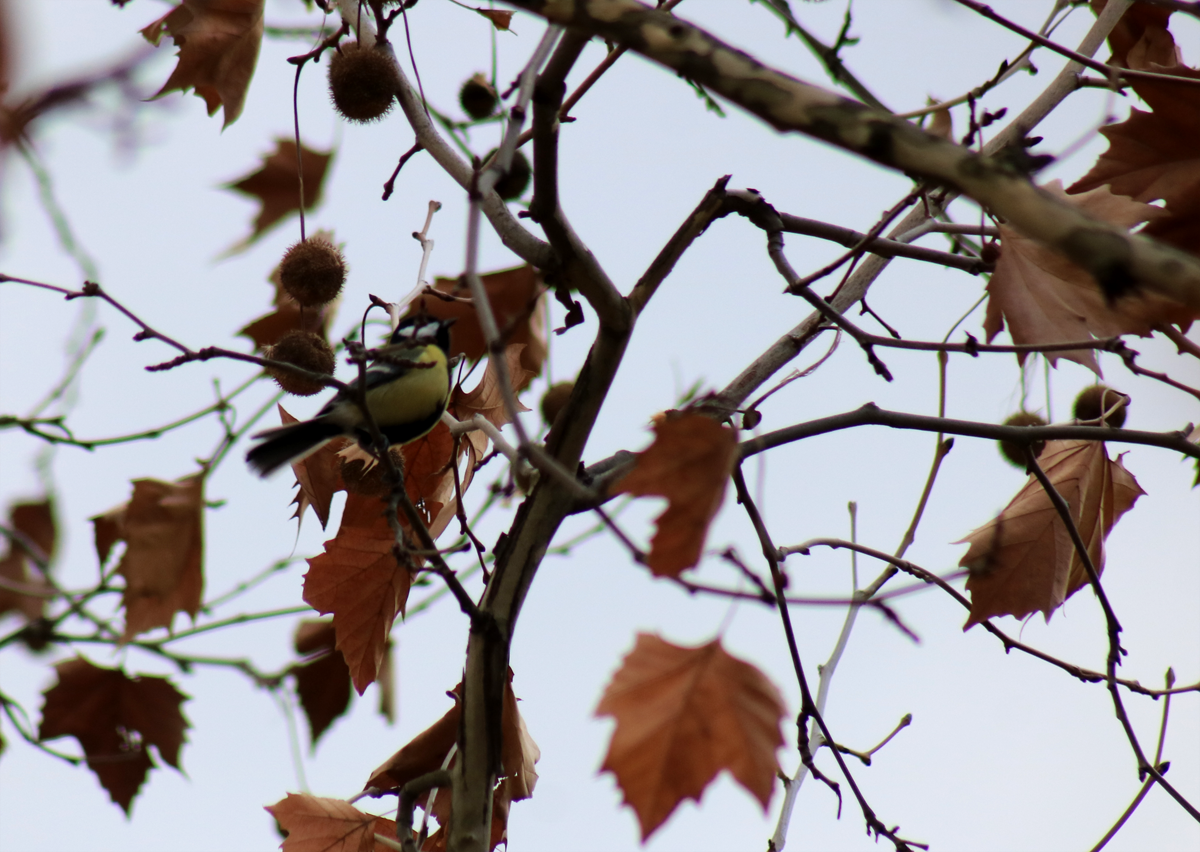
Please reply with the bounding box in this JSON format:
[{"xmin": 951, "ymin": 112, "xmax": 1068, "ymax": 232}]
[{"xmin": 0, "ymin": 1, "xmax": 1198, "ymax": 850}]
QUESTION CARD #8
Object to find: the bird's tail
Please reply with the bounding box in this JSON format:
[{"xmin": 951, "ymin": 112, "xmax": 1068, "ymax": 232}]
[{"xmin": 245, "ymin": 418, "xmax": 344, "ymax": 477}]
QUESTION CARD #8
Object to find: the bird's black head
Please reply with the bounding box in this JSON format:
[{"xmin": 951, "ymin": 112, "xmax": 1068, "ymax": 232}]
[{"xmin": 390, "ymin": 314, "xmax": 455, "ymax": 354}]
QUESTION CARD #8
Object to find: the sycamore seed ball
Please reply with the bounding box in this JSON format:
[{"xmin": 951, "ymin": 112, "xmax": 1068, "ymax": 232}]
[
  {"xmin": 460, "ymin": 73, "xmax": 498, "ymax": 120},
  {"xmin": 1073, "ymin": 384, "xmax": 1129, "ymax": 428},
  {"xmin": 484, "ymin": 148, "xmax": 532, "ymax": 200},
  {"xmin": 998, "ymin": 411, "xmax": 1047, "ymax": 468},
  {"xmin": 540, "ymin": 381, "xmax": 574, "ymax": 427},
  {"xmin": 279, "ymin": 237, "xmax": 346, "ymax": 308},
  {"xmin": 265, "ymin": 330, "xmax": 335, "ymax": 397},
  {"xmin": 328, "ymin": 41, "xmax": 399, "ymax": 123}
]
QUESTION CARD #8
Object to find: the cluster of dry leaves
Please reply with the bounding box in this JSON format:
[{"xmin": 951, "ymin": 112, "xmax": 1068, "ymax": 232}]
[{"xmin": 3, "ymin": 0, "xmax": 1200, "ymax": 847}]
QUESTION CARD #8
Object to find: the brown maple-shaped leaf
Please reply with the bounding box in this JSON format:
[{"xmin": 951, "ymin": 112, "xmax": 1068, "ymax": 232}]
[
  {"xmin": 39, "ymin": 658, "xmax": 189, "ymax": 814},
  {"xmin": 91, "ymin": 473, "xmax": 205, "ymax": 642},
  {"xmin": 303, "ymin": 503, "xmax": 414, "ymax": 695},
  {"xmin": 612, "ymin": 413, "xmax": 738, "ymax": 577},
  {"xmin": 278, "ymin": 405, "xmax": 350, "ymax": 528},
  {"xmin": 0, "ymin": 499, "xmax": 56, "ymax": 622},
  {"xmin": 291, "ymin": 618, "xmax": 352, "ymax": 747},
  {"xmin": 596, "ymin": 633, "xmax": 784, "ymax": 840},
  {"xmin": 984, "ymin": 181, "xmax": 1197, "ymax": 373},
  {"xmin": 450, "ymin": 343, "xmax": 533, "ymax": 431},
  {"xmin": 226, "ymin": 138, "xmax": 332, "ymax": 245},
  {"xmin": 240, "ymin": 237, "xmax": 339, "ymax": 349},
  {"xmin": 141, "ymin": 0, "xmax": 265, "ymax": 127},
  {"xmin": 1069, "ymin": 47, "xmax": 1200, "ymax": 257},
  {"xmin": 415, "ymin": 265, "xmax": 546, "ymax": 387},
  {"xmin": 267, "ymin": 793, "xmax": 397, "ymax": 852},
  {"xmin": 958, "ymin": 439, "xmax": 1144, "ymax": 627},
  {"xmin": 366, "ymin": 670, "xmax": 537, "ymax": 850}
]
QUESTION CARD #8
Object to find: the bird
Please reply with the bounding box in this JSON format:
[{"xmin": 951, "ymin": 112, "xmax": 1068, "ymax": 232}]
[{"xmin": 246, "ymin": 314, "xmax": 455, "ymax": 477}]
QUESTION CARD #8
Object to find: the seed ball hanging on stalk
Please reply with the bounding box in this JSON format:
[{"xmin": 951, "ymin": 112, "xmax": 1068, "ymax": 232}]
[
  {"xmin": 328, "ymin": 41, "xmax": 399, "ymax": 123},
  {"xmin": 1073, "ymin": 384, "xmax": 1129, "ymax": 428},
  {"xmin": 540, "ymin": 381, "xmax": 574, "ymax": 427},
  {"xmin": 459, "ymin": 73, "xmax": 498, "ymax": 120},
  {"xmin": 997, "ymin": 411, "xmax": 1047, "ymax": 468},
  {"xmin": 279, "ymin": 237, "xmax": 347, "ymax": 308},
  {"xmin": 484, "ymin": 148, "xmax": 532, "ymax": 200},
  {"xmin": 264, "ymin": 330, "xmax": 335, "ymax": 397}
]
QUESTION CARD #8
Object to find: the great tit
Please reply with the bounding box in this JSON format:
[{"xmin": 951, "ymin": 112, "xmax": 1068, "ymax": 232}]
[{"xmin": 246, "ymin": 315, "xmax": 455, "ymax": 477}]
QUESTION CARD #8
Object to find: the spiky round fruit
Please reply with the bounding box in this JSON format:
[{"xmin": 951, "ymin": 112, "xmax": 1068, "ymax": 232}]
[
  {"xmin": 279, "ymin": 237, "xmax": 346, "ymax": 308},
  {"xmin": 998, "ymin": 410, "xmax": 1048, "ymax": 468},
  {"xmin": 540, "ymin": 381, "xmax": 574, "ymax": 427},
  {"xmin": 264, "ymin": 330, "xmax": 335, "ymax": 396},
  {"xmin": 1074, "ymin": 384, "xmax": 1129, "ymax": 428},
  {"xmin": 328, "ymin": 41, "xmax": 399, "ymax": 123},
  {"xmin": 460, "ymin": 73, "xmax": 498, "ymax": 120},
  {"xmin": 485, "ymin": 148, "xmax": 531, "ymax": 200},
  {"xmin": 340, "ymin": 447, "xmax": 406, "ymax": 497}
]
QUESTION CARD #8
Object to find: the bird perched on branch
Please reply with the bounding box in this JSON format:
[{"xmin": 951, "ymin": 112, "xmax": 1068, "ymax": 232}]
[{"xmin": 246, "ymin": 315, "xmax": 455, "ymax": 477}]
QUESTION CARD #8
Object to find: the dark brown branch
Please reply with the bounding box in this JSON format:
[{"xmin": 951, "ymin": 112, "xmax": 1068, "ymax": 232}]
[
  {"xmin": 781, "ymin": 540, "xmax": 1199, "ymax": 699},
  {"xmin": 731, "ymin": 468, "xmax": 919, "ymax": 851},
  {"xmin": 777, "ymin": 211, "xmax": 989, "ymax": 273},
  {"xmin": 1023, "ymin": 450, "xmax": 1199, "ymax": 821},
  {"xmin": 740, "ymin": 403, "xmax": 1200, "ymax": 462},
  {"xmin": 952, "ymin": 0, "xmax": 1200, "ymax": 88},
  {"xmin": 528, "ymin": 31, "xmax": 627, "ymax": 329}
]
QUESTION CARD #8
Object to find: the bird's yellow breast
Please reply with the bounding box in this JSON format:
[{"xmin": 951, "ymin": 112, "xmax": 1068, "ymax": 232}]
[{"xmin": 364, "ymin": 344, "xmax": 450, "ymax": 428}]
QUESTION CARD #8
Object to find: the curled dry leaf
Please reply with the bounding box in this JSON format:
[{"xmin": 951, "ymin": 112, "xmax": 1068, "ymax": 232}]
[
  {"xmin": 90, "ymin": 474, "xmax": 205, "ymax": 642},
  {"xmin": 225, "ymin": 138, "xmax": 333, "ymax": 246},
  {"xmin": 958, "ymin": 440, "xmax": 1144, "ymax": 627},
  {"xmin": 476, "ymin": 9, "xmax": 514, "ymax": 31},
  {"xmin": 365, "ymin": 670, "xmax": 538, "ymax": 850},
  {"xmin": 291, "ymin": 618, "xmax": 352, "ymax": 746},
  {"xmin": 38, "ymin": 657, "xmax": 189, "ymax": 814},
  {"xmin": 612, "ymin": 412, "xmax": 738, "ymax": 577},
  {"xmin": 596, "ymin": 634, "xmax": 785, "ymax": 840},
  {"xmin": 266, "ymin": 793, "xmax": 397, "ymax": 852},
  {"xmin": 413, "ymin": 265, "xmax": 547, "ymax": 386},
  {"xmin": 984, "ymin": 181, "xmax": 1197, "ymax": 374},
  {"xmin": 141, "ymin": 0, "xmax": 265, "ymax": 127}
]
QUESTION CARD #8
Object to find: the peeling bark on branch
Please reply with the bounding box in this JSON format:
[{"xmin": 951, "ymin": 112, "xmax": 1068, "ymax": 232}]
[{"xmin": 503, "ymin": 0, "xmax": 1200, "ymax": 312}]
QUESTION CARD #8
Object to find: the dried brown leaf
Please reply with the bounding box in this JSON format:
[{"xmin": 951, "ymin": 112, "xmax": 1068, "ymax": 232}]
[
  {"xmin": 39, "ymin": 658, "xmax": 189, "ymax": 814},
  {"xmin": 450, "ymin": 342, "xmax": 533, "ymax": 430},
  {"xmin": 303, "ymin": 506, "xmax": 413, "ymax": 694},
  {"xmin": 267, "ymin": 793, "xmax": 396, "ymax": 852},
  {"xmin": 142, "ymin": 0, "xmax": 265, "ymax": 127},
  {"xmin": 291, "ymin": 618, "xmax": 352, "ymax": 746},
  {"xmin": 417, "ymin": 265, "xmax": 546, "ymax": 386},
  {"xmin": 958, "ymin": 440, "xmax": 1144, "ymax": 626},
  {"xmin": 277, "ymin": 405, "xmax": 350, "ymax": 528},
  {"xmin": 596, "ymin": 634, "xmax": 784, "ymax": 840},
  {"xmin": 984, "ymin": 181, "xmax": 1196, "ymax": 373},
  {"xmin": 91, "ymin": 474, "xmax": 205, "ymax": 642},
  {"xmin": 226, "ymin": 138, "xmax": 332, "ymax": 244},
  {"xmin": 612, "ymin": 413, "xmax": 738, "ymax": 577}
]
